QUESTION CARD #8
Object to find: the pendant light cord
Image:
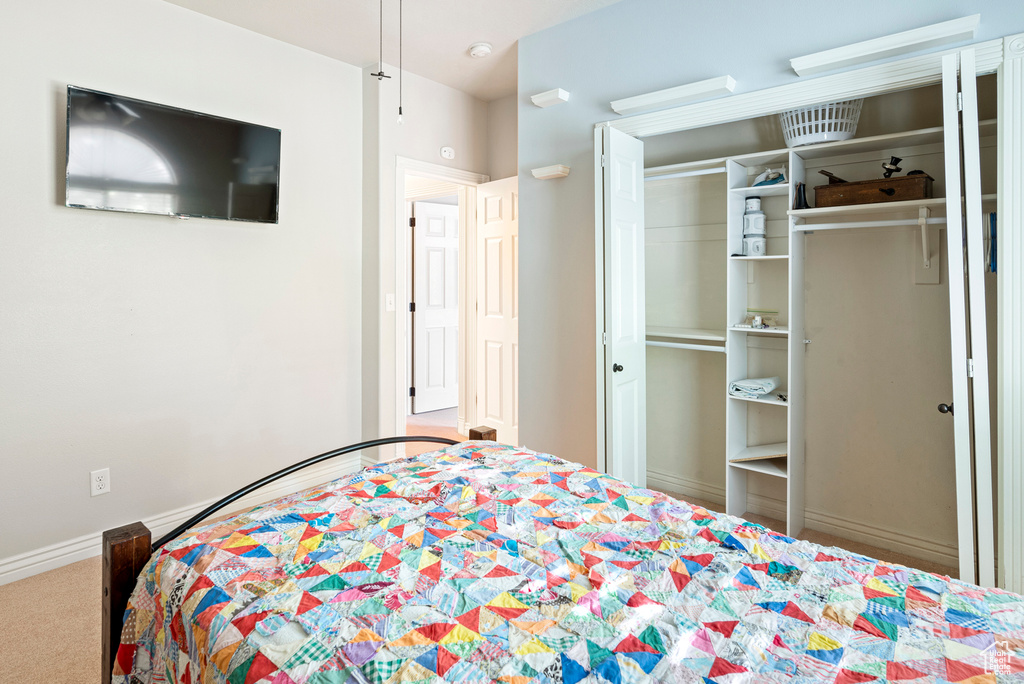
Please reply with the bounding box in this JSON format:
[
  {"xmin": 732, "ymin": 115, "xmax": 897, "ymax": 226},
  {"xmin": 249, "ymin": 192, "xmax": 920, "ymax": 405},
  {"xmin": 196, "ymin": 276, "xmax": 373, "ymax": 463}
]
[{"xmin": 370, "ymin": 0, "xmax": 390, "ymax": 80}]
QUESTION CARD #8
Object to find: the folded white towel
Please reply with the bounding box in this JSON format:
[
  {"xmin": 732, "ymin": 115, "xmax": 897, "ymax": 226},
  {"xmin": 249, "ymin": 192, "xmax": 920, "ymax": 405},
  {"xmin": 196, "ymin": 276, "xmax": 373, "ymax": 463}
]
[{"xmin": 728, "ymin": 376, "xmax": 780, "ymax": 399}]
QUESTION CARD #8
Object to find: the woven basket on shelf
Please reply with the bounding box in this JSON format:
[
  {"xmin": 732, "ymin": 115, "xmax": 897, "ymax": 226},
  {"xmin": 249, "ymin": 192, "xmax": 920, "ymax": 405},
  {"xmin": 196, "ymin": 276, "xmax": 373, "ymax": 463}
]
[{"xmin": 779, "ymin": 99, "xmax": 863, "ymax": 148}]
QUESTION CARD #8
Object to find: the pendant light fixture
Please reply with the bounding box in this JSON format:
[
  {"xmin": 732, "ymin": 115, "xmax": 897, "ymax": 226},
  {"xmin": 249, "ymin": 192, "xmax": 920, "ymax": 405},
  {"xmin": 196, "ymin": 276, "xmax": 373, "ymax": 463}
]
[{"xmin": 369, "ymin": 0, "xmax": 390, "ymax": 81}]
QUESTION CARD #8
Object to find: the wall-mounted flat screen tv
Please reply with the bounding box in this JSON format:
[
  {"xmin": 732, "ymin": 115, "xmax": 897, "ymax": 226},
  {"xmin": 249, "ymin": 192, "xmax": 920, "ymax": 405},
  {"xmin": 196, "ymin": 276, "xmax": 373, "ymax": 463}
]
[{"xmin": 66, "ymin": 86, "xmax": 281, "ymax": 223}]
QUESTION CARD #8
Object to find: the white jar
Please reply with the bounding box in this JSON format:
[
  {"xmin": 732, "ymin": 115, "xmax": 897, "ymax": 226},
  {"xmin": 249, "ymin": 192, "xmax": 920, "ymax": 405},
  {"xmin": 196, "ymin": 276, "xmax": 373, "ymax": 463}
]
[
  {"xmin": 743, "ymin": 236, "xmax": 766, "ymax": 256},
  {"xmin": 743, "ymin": 197, "xmax": 766, "ymax": 237}
]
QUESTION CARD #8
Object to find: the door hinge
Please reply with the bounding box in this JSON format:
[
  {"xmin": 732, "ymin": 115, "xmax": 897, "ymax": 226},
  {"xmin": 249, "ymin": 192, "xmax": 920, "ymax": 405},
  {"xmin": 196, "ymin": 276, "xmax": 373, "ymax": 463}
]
[
  {"xmin": 602, "ymin": 332, "xmax": 607, "ymax": 345},
  {"xmin": 409, "ymin": 217, "xmax": 416, "ymax": 228},
  {"xmin": 410, "ymin": 302, "xmax": 416, "ymax": 313},
  {"xmin": 601, "ymin": 154, "xmax": 606, "ymax": 168},
  {"xmin": 409, "ymin": 387, "xmax": 416, "ymax": 397},
  {"xmin": 967, "ymin": 358, "xmax": 974, "ymax": 377},
  {"xmin": 957, "ymin": 92, "xmax": 963, "ymax": 111}
]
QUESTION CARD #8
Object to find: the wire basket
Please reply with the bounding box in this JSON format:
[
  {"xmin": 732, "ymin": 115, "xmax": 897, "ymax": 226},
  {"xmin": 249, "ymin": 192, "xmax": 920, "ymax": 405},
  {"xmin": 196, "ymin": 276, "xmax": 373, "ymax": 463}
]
[{"xmin": 779, "ymin": 99, "xmax": 863, "ymax": 148}]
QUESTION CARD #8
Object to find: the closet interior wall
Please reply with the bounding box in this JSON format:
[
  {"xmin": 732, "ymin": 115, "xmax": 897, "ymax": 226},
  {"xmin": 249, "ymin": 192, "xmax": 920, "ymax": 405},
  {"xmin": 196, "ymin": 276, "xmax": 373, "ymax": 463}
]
[{"xmin": 643, "ymin": 77, "xmax": 998, "ymax": 570}]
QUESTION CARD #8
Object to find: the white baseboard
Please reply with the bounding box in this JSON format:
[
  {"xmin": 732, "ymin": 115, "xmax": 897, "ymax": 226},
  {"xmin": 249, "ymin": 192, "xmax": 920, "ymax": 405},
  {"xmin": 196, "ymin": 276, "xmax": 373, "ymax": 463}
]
[
  {"xmin": 647, "ymin": 468, "xmax": 958, "ymax": 569},
  {"xmin": 0, "ymin": 455, "xmax": 363, "ymax": 587}
]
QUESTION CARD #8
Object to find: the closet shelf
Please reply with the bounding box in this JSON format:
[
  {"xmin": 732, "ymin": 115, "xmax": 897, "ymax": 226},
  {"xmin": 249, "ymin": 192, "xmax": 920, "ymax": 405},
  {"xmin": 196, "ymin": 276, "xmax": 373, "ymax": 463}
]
[
  {"xmin": 728, "ymin": 457, "xmax": 787, "ymax": 478},
  {"xmin": 646, "ymin": 326, "xmax": 726, "ymax": 342},
  {"xmin": 728, "ymin": 389, "xmax": 788, "ymax": 406},
  {"xmin": 731, "ymin": 442, "xmax": 787, "ymax": 462},
  {"xmin": 791, "ymin": 119, "xmax": 996, "ymax": 161},
  {"xmin": 789, "ymin": 197, "xmax": 945, "ymax": 220},
  {"xmin": 729, "ymin": 326, "xmax": 789, "ymax": 336},
  {"xmin": 730, "ymin": 183, "xmax": 789, "ymax": 197}
]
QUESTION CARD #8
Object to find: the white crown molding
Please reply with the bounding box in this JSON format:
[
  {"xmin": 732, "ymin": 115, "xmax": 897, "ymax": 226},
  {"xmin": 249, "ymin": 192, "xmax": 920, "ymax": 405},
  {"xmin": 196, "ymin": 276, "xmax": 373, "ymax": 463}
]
[
  {"xmin": 530, "ymin": 88, "xmax": 570, "ymax": 108},
  {"xmin": 791, "ymin": 15, "xmax": 980, "ymax": 77},
  {"xmin": 0, "ymin": 455, "xmax": 362, "ymax": 586},
  {"xmin": 610, "ymin": 75, "xmax": 736, "ymax": 116},
  {"xmin": 604, "ymin": 38, "xmax": 1003, "ymax": 139}
]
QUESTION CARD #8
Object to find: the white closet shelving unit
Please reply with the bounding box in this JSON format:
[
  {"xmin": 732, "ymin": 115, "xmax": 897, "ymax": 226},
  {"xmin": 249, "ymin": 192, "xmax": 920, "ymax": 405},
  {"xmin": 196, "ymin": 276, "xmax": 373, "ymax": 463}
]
[
  {"xmin": 641, "ymin": 118, "xmax": 997, "ymax": 539},
  {"xmin": 723, "ymin": 150, "xmax": 803, "ymax": 534}
]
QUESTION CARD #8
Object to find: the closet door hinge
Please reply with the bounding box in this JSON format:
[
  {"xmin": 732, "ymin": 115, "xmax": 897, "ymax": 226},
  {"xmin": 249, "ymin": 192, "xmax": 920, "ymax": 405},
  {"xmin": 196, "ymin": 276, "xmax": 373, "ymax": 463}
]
[
  {"xmin": 409, "ymin": 302, "xmax": 416, "ymax": 313},
  {"xmin": 409, "ymin": 217, "xmax": 416, "ymax": 228},
  {"xmin": 602, "ymin": 332, "xmax": 607, "ymax": 345},
  {"xmin": 409, "ymin": 387, "xmax": 416, "ymax": 397},
  {"xmin": 967, "ymin": 358, "xmax": 974, "ymax": 377},
  {"xmin": 957, "ymin": 92, "xmax": 963, "ymax": 112},
  {"xmin": 601, "ymin": 154, "xmax": 606, "ymax": 168}
]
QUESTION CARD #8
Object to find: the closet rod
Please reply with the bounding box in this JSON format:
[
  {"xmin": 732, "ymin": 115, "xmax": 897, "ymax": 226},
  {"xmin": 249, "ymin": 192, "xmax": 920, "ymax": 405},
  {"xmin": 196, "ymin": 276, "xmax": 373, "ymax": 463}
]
[
  {"xmin": 794, "ymin": 217, "xmax": 947, "ymax": 232},
  {"xmin": 645, "ymin": 167, "xmax": 726, "ymax": 182},
  {"xmin": 646, "ymin": 340, "xmax": 726, "ymax": 353}
]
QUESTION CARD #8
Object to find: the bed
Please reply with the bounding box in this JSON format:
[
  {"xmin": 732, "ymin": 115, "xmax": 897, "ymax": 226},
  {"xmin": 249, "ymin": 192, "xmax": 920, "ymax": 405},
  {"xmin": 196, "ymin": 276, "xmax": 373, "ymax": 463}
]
[{"xmin": 107, "ymin": 440, "xmax": 1024, "ymax": 683}]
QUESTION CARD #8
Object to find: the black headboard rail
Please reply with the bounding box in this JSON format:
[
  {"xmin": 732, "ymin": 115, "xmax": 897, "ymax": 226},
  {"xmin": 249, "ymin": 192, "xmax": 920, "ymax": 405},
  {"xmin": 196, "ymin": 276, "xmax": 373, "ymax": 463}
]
[{"xmin": 151, "ymin": 434, "xmax": 459, "ymax": 550}]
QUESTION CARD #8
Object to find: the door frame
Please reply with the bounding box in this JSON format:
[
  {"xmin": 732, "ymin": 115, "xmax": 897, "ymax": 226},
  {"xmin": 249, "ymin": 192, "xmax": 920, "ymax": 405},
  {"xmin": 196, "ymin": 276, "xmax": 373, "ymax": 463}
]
[
  {"xmin": 393, "ymin": 157, "xmax": 489, "ymax": 450},
  {"xmin": 595, "ymin": 33, "xmax": 1024, "ymax": 589}
]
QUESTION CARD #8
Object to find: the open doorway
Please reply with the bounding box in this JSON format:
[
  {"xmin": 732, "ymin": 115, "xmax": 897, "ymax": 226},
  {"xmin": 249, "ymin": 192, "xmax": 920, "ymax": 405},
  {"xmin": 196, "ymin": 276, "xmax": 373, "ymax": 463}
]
[{"xmin": 393, "ymin": 159, "xmax": 520, "ymax": 457}]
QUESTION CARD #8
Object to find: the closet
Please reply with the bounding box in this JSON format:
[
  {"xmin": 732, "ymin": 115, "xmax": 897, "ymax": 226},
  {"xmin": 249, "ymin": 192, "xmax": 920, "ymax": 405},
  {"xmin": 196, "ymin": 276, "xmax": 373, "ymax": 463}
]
[{"xmin": 598, "ymin": 46, "xmax": 1004, "ymax": 585}]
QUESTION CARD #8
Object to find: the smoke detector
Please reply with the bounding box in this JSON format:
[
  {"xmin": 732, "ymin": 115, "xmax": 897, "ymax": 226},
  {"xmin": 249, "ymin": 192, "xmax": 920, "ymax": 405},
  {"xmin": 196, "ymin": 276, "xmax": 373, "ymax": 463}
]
[{"xmin": 468, "ymin": 42, "xmax": 492, "ymax": 58}]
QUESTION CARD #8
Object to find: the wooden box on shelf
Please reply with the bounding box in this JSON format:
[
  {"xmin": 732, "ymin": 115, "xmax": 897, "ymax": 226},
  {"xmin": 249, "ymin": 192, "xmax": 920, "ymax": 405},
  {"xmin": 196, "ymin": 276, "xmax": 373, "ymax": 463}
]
[{"xmin": 813, "ymin": 174, "xmax": 933, "ymax": 208}]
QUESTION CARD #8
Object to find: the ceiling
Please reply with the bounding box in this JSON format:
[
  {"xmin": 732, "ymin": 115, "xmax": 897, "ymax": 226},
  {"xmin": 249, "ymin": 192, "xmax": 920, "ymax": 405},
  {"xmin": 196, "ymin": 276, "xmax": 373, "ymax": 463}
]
[{"xmin": 162, "ymin": 0, "xmax": 624, "ymax": 101}]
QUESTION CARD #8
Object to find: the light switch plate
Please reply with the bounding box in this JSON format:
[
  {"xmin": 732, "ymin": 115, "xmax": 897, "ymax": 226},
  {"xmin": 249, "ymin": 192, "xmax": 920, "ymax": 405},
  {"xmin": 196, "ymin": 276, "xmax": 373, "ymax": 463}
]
[{"xmin": 385, "ymin": 294, "xmax": 396, "ymax": 312}]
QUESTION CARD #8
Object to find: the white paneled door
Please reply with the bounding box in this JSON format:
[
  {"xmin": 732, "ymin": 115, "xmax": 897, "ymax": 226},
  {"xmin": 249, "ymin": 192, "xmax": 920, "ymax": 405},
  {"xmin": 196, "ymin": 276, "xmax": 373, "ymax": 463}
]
[
  {"xmin": 601, "ymin": 126, "xmax": 646, "ymax": 486},
  {"xmin": 476, "ymin": 177, "xmax": 519, "ymax": 445},
  {"xmin": 412, "ymin": 202, "xmax": 459, "ymax": 414}
]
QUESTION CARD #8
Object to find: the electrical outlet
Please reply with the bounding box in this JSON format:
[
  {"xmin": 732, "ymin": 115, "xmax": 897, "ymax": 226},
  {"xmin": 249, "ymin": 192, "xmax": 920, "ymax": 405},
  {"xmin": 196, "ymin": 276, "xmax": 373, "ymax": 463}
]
[{"xmin": 91, "ymin": 468, "xmax": 110, "ymax": 497}]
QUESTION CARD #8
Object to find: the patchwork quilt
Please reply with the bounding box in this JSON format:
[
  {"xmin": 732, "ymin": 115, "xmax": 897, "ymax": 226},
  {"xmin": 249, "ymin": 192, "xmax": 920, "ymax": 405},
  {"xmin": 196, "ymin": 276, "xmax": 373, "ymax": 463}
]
[{"xmin": 114, "ymin": 442, "xmax": 1024, "ymax": 683}]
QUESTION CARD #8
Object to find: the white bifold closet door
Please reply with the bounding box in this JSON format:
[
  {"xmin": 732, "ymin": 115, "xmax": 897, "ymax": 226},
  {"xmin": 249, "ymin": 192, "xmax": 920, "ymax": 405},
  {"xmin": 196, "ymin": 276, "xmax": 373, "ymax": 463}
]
[
  {"xmin": 600, "ymin": 125, "xmax": 647, "ymax": 486},
  {"xmin": 942, "ymin": 48, "xmax": 995, "ymax": 587}
]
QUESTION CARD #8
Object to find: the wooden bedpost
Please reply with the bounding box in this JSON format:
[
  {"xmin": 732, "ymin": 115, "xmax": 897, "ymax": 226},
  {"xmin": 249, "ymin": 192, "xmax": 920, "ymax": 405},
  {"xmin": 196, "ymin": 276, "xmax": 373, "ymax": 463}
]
[
  {"xmin": 102, "ymin": 522, "xmax": 151, "ymax": 684},
  {"xmin": 468, "ymin": 425, "xmax": 497, "ymax": 441}
]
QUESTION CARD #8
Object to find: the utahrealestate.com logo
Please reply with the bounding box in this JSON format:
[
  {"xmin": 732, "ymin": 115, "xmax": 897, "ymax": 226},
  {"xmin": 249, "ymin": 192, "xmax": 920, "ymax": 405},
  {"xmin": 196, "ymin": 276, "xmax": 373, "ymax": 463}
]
[{"xmin": 980, "ymin": 641, "xmax": 1013, "ymax": 675}]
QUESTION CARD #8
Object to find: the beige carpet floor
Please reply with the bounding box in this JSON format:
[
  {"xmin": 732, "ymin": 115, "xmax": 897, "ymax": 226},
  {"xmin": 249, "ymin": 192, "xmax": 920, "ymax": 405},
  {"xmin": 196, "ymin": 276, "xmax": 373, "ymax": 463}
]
[
  {"xmin": 0, "ymin": 469, "xmax": 955, "ymax": 683},
  {"xmin": 0, "ymin": 555, "xmax": 101, "ymax": 683}
]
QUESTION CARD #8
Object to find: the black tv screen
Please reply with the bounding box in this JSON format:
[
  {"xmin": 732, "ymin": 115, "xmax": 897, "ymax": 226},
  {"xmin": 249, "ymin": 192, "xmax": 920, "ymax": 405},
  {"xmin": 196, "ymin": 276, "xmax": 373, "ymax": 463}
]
[{"xmin": 66, "ymin": 86, "xmax": 280, "ymax": 223}]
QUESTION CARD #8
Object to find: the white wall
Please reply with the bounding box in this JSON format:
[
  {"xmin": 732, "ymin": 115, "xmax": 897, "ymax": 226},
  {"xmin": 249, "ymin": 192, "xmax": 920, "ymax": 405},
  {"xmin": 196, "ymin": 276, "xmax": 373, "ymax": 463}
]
[
  {"xmin": 517, "ymin": 0, "xmax": 1024, "ymax": 469},
  {"xmin": 487, "ymin": 94, "xmax": 519, "ymax": 181},
  {"xmin": 362, "ymin": 65, "xmax": 490, "ymax": 449},
  {"xmin": 0, "ymin": 0, "xmax": 363, "ymax": 566}
]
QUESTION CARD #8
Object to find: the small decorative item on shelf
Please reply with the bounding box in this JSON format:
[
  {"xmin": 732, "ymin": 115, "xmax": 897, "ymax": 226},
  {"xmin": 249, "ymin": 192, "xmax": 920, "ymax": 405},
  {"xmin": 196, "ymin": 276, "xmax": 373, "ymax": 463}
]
[
  {"xmin": 793, "ymin": 182, "xmax": 810, "ymax": 210},
  {"xmin": 735, "ymin": 308, "xmax": 780, "ymax": 330},
  {"xmin": 728, "ymin": 376, "xmax": 781, "ymax": 399},
  {"xmin": 752, "ymin": 166, "xmax": 786, "ymax": 187},
  {"xmin": 742, "ymin": 197, "xmax": 767, "ymax": 256}
]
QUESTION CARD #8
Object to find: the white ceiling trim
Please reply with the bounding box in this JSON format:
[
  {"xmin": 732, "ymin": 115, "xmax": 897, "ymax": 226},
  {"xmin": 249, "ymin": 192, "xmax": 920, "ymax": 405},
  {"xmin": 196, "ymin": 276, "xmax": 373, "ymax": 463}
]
[
  {"xmin": 604, "ymin": 38, "xmax": 1003, "ymax": 139},
  {"xmin": 790, "ymin": 15, "xmax": 980, "ymax": 77}
]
